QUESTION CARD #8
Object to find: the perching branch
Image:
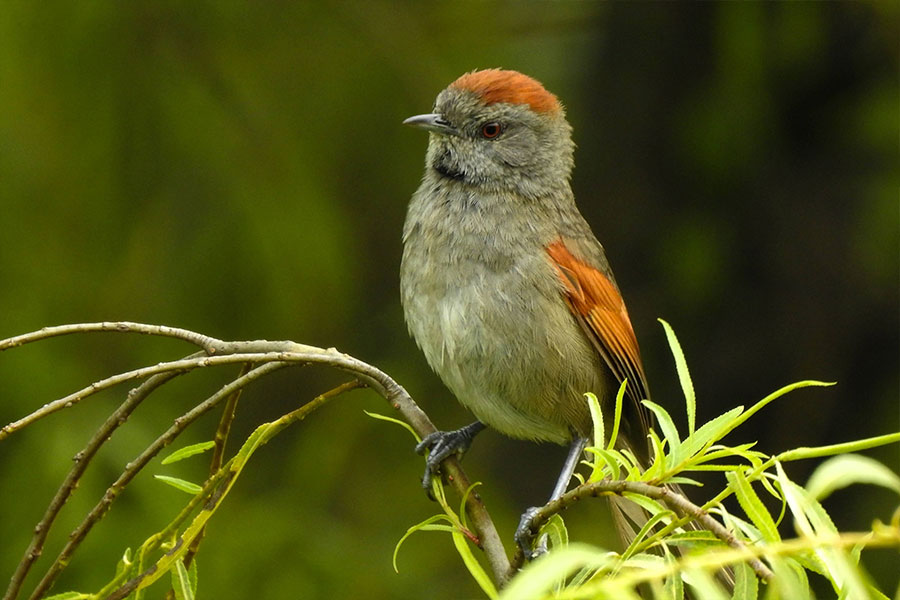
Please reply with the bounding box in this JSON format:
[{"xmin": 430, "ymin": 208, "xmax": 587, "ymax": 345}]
[{"xmin": 508, "ymin": 478, "xmax": 775, "ymax": 581}]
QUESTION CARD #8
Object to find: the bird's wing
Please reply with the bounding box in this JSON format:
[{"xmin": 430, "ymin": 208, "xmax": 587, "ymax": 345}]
[{"xmin": 545, "ymin": 238, "xmax": 652, "ymax": 449}]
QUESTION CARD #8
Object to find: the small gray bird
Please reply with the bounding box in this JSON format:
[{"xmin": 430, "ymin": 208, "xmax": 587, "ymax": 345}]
[{"xmin": 400, "ymin": 69, "xmax": 653, "ymax": 554}]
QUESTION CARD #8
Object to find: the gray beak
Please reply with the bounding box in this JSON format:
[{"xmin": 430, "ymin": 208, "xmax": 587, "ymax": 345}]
[{"xmin": 403, "ymin": 113, "xmax": 457, "ymax": 135}]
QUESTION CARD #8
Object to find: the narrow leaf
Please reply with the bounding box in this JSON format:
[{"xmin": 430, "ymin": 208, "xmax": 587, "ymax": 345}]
[
  {"xmin": 643, "ymin": 400, "xmax": 682, "ymax": 466},
  {"xmin": 806, "ymin": 454, "xmax": 900, "ymax": 500},
  {"xmin": 363, "ymin": 410, "xmax": 421, "ymax": 442},
  {"xmin": 777, "ymin": 431, "xmax": 900, "ymax": 462},
  {"xmin": 727, "ymin": 470, "xmax": 780, "ymax": 542},
  {"xmin": 681, "ymin": 406, "xmax": 744, "ymax": 459},
  {"xmin": 161, "ymin": 441, "xmax": 216, "ymax": 465},
  {"xmin": 451, "ymin": 530, "xmax": 498, "ymax": 599},
  {"xmin": 543, "ymin": 513, "xmax": 569, "ymax": 550},
  {"xmin": 154, "ymin": 475, "xmax": 203, "ymax": 495},
  {"xmin": 585, "ymin": 392, "xmax": 605, "ymax": 450},
  {"xmin": 607, "ymin": 379, "xmax": 627, "ymax": 452},
  {"xmin": 171, "ymin": 559, "xmax": 194, "ymax": 600},
  {"xmin": 393, "ymin": 514, "xmax": 453, "ymax": 572},
  {"xmin": 659, "ymin": 319, "xmax": 695, "ymax": 436},
  {"xmin": 731, "ymin": 561, "xmax": 759, "ymax": 600}
]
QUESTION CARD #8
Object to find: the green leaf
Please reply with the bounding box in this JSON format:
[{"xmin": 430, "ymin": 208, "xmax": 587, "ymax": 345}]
[
  {"xmin": 681, "ymin": 407, "xmax": 744, "ymax": 459},
  {"xmin": 769, "ymin": 557, "xmax": 811, "ymax": 600},
  {"xmin": 114, "ymin": 547, "xmax": 133, "ymax": 577},
  {"xmin": 171, "ymin": 559, "xmax": 195, "ymax": 600},
  {"xmin": 622, "ymin": 492, "xmax": 669, "ymax": 519},
  {"xmin": 585, "ymin": 447, "xmax": 621, "ymax": 483},
  {"xmin": 643, "ymin": 400, "xmax": 682, "ymax": 467},
  {"xmin": 499, "ymin": 544, "xmax": 616, "ymax": 599},
  {"xmin": 646, "ymin": 429, "xmax": 668, "ymax": 479},
  {"xmin": 622, "ymin": 509, "xmax": 676, "ymax": 559},
  {"xmin": 806, "ymin": 454, "xmax": 900, "ymax": 500},
  {"xmin": 161, "ymin": 441, "xmax": 216, "ymax": 465},
  {"xmin": 663, "ymin": 552, "xmax": 685, "ymax": 600},
  {"xmin": 43, "ymin": 593, "xmax": 91, "ymax": 600},
  {"xmin": 683, "ymin": 567, "xmax": 728, "ymax": 600},
  {"xmin": 606, "ymin": 380, "xmax": 627, "ymax": 452},
  {"xmin": 392, "ymin": 514, "xmax": 453, "ymax": 572},
  {"xmin": 667, "ymin": 476, "xmax": 702, "ymax": 487},
  {"xmin": 542, "ymin": 513, "xmax": 569, "ymax": 551},
  {"xmin": 153, "ymin": 475, "xmax": 203, "ymax": 495},
  {"xmin": 776, "ymin": 463, "xmax": 871, "ymax": 598},
  {"xmin": 585, "ymin": 392, "xmax": 605, "ymax": 450},
  {"xmin": 363, "ymin": 410, "xmax": 421, "ymax": 442},
  {"xmin": 659, "ymin": 319, "xmax": 695, "ymax": 436},
  {"xmin": 731, "ymin": 561, "xmax": 758, "ymax": 600},
  {"xmin": 459, "ymin": 481, "xmax": 483, "ymax": 530},
  {"xmin": 777, "ymin": 431, "xmax": 900, "ymax": 463},
  {"xmin": 726, "ymin": 470, "xmax": 780, "ymax": 542},
  {"xmin": 451, "ymin": 530, "xmax": 498, "ymax": 599}
]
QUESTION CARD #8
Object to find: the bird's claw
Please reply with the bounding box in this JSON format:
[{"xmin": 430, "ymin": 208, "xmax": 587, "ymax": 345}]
[
  {"xmin": 415, "ymin": 422, "xmax": 484, "ymax": 496},
  {"xmin": 515, "ymin": 506, "xmax": 548, "ymax": 560}
]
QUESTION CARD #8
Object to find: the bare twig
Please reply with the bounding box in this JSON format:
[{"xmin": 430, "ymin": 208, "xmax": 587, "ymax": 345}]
[
  {"xmin": 508, "ymin": 479, "xmax": 774, "ymax": 582},
  {"xmin": 0, "ymin": 322, "xmax": 221, "ymax": 352}
]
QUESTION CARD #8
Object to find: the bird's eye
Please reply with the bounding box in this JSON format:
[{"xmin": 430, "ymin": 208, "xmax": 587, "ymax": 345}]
[{"xmin": 480, "ymin": 122, "xmax": 502, "ymax": 139}]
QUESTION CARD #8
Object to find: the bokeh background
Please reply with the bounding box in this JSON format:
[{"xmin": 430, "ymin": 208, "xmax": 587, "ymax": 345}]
[{"xmin": 0, "ymin": 2, "xmax": 897, "ymax": 598}]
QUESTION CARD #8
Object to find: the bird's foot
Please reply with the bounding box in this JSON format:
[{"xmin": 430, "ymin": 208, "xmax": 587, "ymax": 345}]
[
  {"xmin": 415, "ymin": 421, "xmax": 485, "ymax": 496},
  {"xmin": 515, "ymin": 506, "xmax": 548, "ymax": 560}
]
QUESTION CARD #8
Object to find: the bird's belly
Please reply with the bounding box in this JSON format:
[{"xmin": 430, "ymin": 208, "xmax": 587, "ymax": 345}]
[{"xmin": 404, "ymin": 266, "xmax": 604, "ymax": 444}]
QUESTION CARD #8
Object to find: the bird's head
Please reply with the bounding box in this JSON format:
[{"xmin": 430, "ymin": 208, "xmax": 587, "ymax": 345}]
[{"xmin": 404, "ymin": 69, "xmax": 575, "ymax": 200}]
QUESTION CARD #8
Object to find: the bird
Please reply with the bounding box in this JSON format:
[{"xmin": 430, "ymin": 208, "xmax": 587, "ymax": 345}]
[{"xmin": 400, "ymin": 69, "xmax": 654, "ymax": 555}]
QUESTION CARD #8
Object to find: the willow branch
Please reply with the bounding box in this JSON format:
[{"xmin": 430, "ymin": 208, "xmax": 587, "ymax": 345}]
[
  {"xmin": 105, "ymin": 380, "xmax": 363, "ymax": 600},
  {"xmin": 0, "ymin": 322, "xmax": 220, "ymax": 352},
  {"xmin": 1, "ymin": 322, "xmax": 510, "ymax": 591},
  {"xmin": 2, "ymin": 364, "xmax": 194, "ymax": 600},
  {"xmin": 25, "ymin": 361, "xmax": 291, "ymax": 600},
  {"xmin": 180, "ymin": 363, "xmax": 248, "ymax": 574},
  {"xmin": 508, "ymin": 479, "xmax": 774, "ymax": 582}
]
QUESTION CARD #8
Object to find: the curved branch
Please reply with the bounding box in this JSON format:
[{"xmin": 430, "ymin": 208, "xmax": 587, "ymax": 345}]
[
  {"xmin": 0, "ymin": 322, "xmax": 221, "ymax": 352},
  {"xmin": 1, "ymin": 323, "xmax": 510, "ymax": 594},
  {"xmin": 508, "ymin": 479, "xmax": 774, "ymax": 582}
]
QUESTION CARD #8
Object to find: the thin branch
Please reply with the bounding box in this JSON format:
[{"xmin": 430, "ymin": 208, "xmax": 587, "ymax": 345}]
[
  {"xmin": 105, "ymin": 380, "xmax": 363, "ymax": 600},
  {"xmin": 1, "ymin": 352, "xmax": 293, "ymax": 439},
  {"xmin": 0, "ymin": 322, "xmax": 221, "ymax": 352},
  {"xmin": 2, "ymin": 363, "xmax": 196, "ymax": 600},
  {"xmin": 181, "ymin": 363, "xmax": 248, "ymax": 572},
  {"xmin": 1, "ymin": 322, "xmax": 511, "ymax": 591},
  {"xmin": 24, "ymin": 361, "xmax": 291, "ymax": 600},
  {"xmin": 508, "ymin": 479, "xmax": 774, "ymax": 582}
]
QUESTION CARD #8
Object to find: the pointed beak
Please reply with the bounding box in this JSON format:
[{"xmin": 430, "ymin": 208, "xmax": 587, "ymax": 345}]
[{"xmin": 403, "ymin": 113, "xmax": 458, "ymax": 136}]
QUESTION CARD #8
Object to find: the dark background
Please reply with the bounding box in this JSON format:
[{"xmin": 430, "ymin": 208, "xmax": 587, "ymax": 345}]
[{"xmin": 0, "ymin": 3, "xmax": 897, "ymax": 598}]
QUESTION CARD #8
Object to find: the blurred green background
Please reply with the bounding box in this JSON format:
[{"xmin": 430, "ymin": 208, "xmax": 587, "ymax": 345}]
[{"xmin": 1, "ymin": 2, "xmax": 897, "ymax": 598}]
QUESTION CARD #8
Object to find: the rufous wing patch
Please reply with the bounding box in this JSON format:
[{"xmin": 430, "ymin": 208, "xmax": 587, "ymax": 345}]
[{"xmin": 546, "ymin": 239, "xmax": 651, "ymax": 439}]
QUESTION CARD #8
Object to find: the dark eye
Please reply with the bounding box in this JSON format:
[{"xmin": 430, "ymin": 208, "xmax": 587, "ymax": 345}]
[{"xmin": 480, "ymin": 122, "xmax": 502, "ymax": 139}]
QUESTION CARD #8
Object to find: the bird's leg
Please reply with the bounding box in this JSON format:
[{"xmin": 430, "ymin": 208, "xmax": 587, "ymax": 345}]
[
  {"xmin": 415, "ymin": 421, "xmax": 486, "ymax": 494},
  {"xmin": 515, "ymin": 436, "xmax": 589, "ymax": 559}
]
